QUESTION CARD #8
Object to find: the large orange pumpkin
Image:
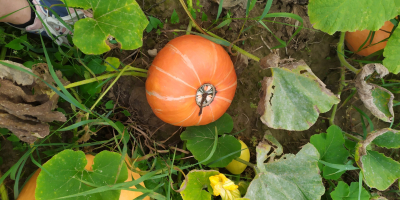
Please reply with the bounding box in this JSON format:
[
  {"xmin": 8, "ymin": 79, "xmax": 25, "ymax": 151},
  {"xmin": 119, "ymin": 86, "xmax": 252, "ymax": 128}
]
[
  {"xmin": 146, "ymin": 35, "xmax": 237, "ymax": 126},
  {"xmin": 345, "ymin": 20, "xmax": 394, "ymax": 56},
  {"xmin": 17, "ymin": 154, "xmax": 149, "ymax": 200}
]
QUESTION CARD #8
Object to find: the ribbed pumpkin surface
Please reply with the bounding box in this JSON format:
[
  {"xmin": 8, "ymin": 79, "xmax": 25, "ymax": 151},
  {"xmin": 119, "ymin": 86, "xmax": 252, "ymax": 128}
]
[
  {"xmin": 146, "ymin": 35, "xmax": 237, "ymax": 126},
  {"xmin": 345, "ymin": 20, "xmax": 394, "ymax": 56}
]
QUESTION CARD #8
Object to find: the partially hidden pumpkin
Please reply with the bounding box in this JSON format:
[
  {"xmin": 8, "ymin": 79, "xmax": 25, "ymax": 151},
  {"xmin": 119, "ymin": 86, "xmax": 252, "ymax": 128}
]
[
  {"xmin": 146, "ymin": 35, "xmax": 237, "ymax": 126},
  {"xmin": 17, "ymin": 154, "xmax": 149, "ymax": 200},
  {"xmin": 225, "ymin": 140, "xmax": 250, "ymax": 174},
  {"xmin": 345, "ymin": 20, "xmax": 394, "ymax": 56}
]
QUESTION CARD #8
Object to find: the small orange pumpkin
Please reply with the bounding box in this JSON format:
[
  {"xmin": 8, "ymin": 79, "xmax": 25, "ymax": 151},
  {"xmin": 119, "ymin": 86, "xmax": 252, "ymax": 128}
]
[
  {"xmin": 345, "ymin": 20, "xmax": 394, "ymax": 56},
  {"xmin": 17, "ymin": 154, "xmax": 149, "ymax": 200},
  {"xmin": 146, "ymin": 35, "xmax": 237, "ymax": 126}
]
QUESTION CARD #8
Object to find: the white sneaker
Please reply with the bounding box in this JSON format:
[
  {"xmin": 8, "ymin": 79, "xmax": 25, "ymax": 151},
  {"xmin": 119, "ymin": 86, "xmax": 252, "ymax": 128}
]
[{"xmin": 7, "ymin": 0, "xmax": 85, "ymax": 45}]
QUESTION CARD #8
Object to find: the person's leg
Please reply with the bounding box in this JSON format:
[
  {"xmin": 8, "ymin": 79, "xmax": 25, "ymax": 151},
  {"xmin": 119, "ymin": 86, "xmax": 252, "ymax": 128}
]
[
  {"xmin": 0, "ymin": 0, "xmax": 31, "ymax": 25},
  {"xmin": 1, "ymin": 0, "xmax": 84, "ymax": 45}
]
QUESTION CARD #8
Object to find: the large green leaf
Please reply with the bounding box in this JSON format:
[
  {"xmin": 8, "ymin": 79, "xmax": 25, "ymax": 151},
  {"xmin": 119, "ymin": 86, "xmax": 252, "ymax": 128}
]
[
  {"xmin": 257, "ymin": 60, "xmax": 340, "ymax": 131},
  {"xmin": 244, "ymin": 143, "xmax": 325, "ymax": 200},
  {"xmin": 355, "ymin": 64, "xmax": 394, "ymax": 122},
  {"xmin": 373, "ymin": 130, "xmax": 400, "ymax": 148},
  {"xmin": 180, "ymin": 170, "xmax": 219, "ymax": 200},
  {"xmin": 355, "ymin": 128, "xmax": 400, "ymax": 190},
  {"xmin": 180, "ymin": 114, "xmax": 241, "ymax": 167},
  {"xmin": 36, "ymin": 150, "xmax": 128, "ymax": 200},
  {"xmin": 310, "ymin": 125, "xmax": 349, "ymax": 180},
  {"xmin": 330, "ymin": 181, "xmax": 370, "ymax": 200},
  {"xmin": 383, "ymin": 25, "xmax": 400, "ymax": 74},
  {"xmin": 308, "ymin": 0, "xmax": 399, "ymax": 34},
  {"xmin": 63, "ymin": 0, "xmax": 148, "ymax": 54}
]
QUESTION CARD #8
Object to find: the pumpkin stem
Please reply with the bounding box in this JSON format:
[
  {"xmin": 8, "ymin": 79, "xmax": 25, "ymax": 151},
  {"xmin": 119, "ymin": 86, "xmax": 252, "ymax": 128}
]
[{"xmin": 198, "ymin": 93, "xmax": 209, "ymax": 116}]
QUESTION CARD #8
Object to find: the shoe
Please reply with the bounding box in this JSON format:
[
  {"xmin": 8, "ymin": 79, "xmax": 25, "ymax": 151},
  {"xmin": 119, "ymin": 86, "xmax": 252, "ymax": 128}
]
[{"xmin": 7, "ymin": 0, "xmax": 85, "ymax": 45}]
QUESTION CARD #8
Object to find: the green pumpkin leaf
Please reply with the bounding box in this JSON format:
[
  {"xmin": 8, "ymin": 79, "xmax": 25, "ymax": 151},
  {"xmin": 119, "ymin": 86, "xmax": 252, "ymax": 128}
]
[
  {"xmin": 310, "ymin": 125, "xmax": 349, "ymax": 180},
  {"xmin": 308, "ymin": 0, "xmax": 399, "ymax": 34},
  {"xmin": 355, "ymin": 64, "xmax": 394, "ymax": 122},
  {"xmin": 383, "ymin": 25, "xmax": 400, "ymax": 74},
  {"xmin": 87, "ymin": 58, "xmax": 106, "ymax": 74},
  {"xmin": 63, "ymin": 0, "xmax": 148, "ymax": 54},
  {"xmin": 244, "ymin": 143, "xmax": 325, "ymax": 200},
  {"xmin": 257, "ymin": 60, "xmax": 340, "ymax": 131},
  {"xmin": 104, "ymin": 57, "xmax": 120, "ymax": 72},
  {"xmin": 180, "ymin": 170, "xmax": 219, "ymax": 200},
  {"xmin": 36, "ymin": 150, "xmax": 128, "ymax": 200},
  {"xmin": 180, "ymin": 113, "xmax": 240, "ymax": 167},
  {"xmin": 330, "ymin": 181, "xmax": 370, "ymax": 200},
  {"xmin": 373, "ymin": 130, "xmax": 400, "ymax": 149},
  {"xmin": 355, "ymin": 128, "xmax": 400, "ymax": 190}
]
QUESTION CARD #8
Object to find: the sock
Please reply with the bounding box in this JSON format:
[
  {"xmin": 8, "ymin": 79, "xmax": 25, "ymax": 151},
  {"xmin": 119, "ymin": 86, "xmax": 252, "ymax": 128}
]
[{"xmin": 9, "ymin": 0, "xmax": 35, "ymax": 28}]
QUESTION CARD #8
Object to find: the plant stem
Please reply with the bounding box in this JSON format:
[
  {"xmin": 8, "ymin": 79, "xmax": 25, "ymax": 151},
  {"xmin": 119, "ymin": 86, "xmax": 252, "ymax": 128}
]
[
  {"xmin": 0, "ymin": 171, "xmax": 8, "ymax": 200},
  {"xmin": 63, "ymin": 77, "xmax": 82, "ymax": 103},
  {"xmin": 62, "ymin": 71, "xmax": 147, "ymax": 89},
  {"xmin": 186, "ymin": 22, "xmax": 193, "ymax": 35},
  {"xmin": 193, "ymin": 25, "xmax": 261, "ymax": 62},
  {"xmin": 337, "ymin": 89, "xmax": 357, "ymax": 110},
  {"xmin": 337, "ymin": 32, "xmax": 360, "ymax": 74},
  {"xmin": 344, "ymin": 132, "xmax": 361, "ymax": 142},
  {"xmin": 0, "ymin": 46, "xmax": 7, "ymax": 60},
  {"xmin": 234, "ymin": 157, "xmax": 255, "ymax": 168},
  {"xmin": 186, "ymin": 0, "xmax": 193, "ymax": 35},
  {"xmin": 178, "ymin": 0, "xmax": 208, "ymax": 36},
  {"xmin": 89, "ymin": 65, "xmax": 130, "ymax": 110},
  {"xmin": 327, "ymin": 179, "xmax": 336, "ymax": 189},
  {"xmin": 330, "ymin": 67, "xmax": 346, "ymax": 126},
  {"xmin": 177, "ymin": 141, "xmax": 187, "ymax": 184}
]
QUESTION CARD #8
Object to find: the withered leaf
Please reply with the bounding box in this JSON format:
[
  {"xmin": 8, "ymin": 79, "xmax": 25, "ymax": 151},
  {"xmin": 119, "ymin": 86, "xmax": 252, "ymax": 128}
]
[
  {"xmin": 0, "ymin": 113, "xmax": 49, "ymax": 143},
  {"xmin": 355, "ymin": 63, "xmax": 394, "ymax": 122},
  {"xmin": 257, "ymin": 60, "xmax": 340, "ymax": 131},
  {"xmin": 0, "ymin": 60, "xmax": 34, "ymax": 85},
  {"xmin": 355, "ymin": 128, "xmax": 400, "ymax": 190},
  {"xmin": 0, "ymin": 62, "xmax": 67, "ymax": 143},
  {"xmin": 260, "ymin": 53, "xmax": 280, "ymax": 69}
]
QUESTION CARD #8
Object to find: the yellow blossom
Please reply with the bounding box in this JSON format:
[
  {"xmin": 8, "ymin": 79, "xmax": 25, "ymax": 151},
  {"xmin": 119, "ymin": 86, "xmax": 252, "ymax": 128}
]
[{"xmin": 209, "ymin": 173, "xmax": 241, "ymax": 200}]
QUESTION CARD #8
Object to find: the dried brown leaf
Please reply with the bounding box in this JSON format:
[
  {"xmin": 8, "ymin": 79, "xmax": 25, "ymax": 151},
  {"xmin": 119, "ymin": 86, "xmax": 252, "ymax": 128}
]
[
  {"xmin": 355, "ymin": 63, "xmax": 394, "ymax": 122},
  {"xmin": 0, "ymin": 60, "xmax": 34, "ymax": 85},
  {"xmin": 77, "ymin": 130, "xmax": 92, "ymax": 143},
  {"xmin": 0, "ymin": 62, "xmax": 67, "ymax": 143},
  {"xmin": 260, "ymin": 53, "xmax": 280, "ymax": 69},
  {"xmin": 0, "ymin": 113, "xmax": 49, "ymax": 143}
]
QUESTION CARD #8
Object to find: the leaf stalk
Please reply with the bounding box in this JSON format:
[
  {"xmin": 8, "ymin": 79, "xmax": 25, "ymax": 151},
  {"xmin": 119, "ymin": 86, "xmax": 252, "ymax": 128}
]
[{"xmin": 337, "ymin": 32, "xmax": 360, "ymax": 74}]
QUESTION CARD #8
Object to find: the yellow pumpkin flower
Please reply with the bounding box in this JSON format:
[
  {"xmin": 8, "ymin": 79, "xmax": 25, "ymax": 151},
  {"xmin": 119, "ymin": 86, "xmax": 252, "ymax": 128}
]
[{"xmin": 209, "ymin": 173, "xmax": 241, "ymax": 200}]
